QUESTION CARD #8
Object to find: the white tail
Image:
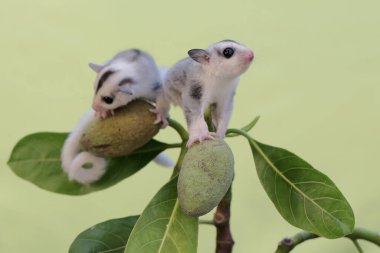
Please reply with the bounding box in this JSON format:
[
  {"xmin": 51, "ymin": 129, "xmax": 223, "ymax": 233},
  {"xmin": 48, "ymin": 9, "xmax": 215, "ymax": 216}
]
[
  {"xmin": 61, "ymin": 109, "xmax": 173, "ymax": 184},
  {"xmin": 153, "ymin": 153, "xmax": 174, "ymax": 168},
  {"xmin": 61, "ymin": 110, "xmax": 107, "ymax": 184}
]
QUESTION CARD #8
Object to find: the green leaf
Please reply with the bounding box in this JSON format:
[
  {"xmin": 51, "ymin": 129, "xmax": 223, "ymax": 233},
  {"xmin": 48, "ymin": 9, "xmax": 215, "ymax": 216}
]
[
  {"xmin": 226, "ymin": 116, "xmax": 260, "ymax": 137},
  {"xmin": 249, "ymin": 138, "xmax": 355, "ymax": 239},
  {"xmin": 69, "ymin": 215, "xmax": 139, "ymax": 253},
  {"xmin": 7, "ymin": 132, "xmax": 169, "ymax": 195},
  {"xmin": 125, "ymin": 177, "xmax": 198, "ymax": 253}
]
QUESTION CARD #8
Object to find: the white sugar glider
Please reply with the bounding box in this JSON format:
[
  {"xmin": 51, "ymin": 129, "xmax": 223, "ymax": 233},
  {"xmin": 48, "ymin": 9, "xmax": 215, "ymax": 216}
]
[
  {"xmin": 152, "ymin": 40, "xmax": 254, "ymax": 147},
  {"xmin": 61, "ymin": 49, "xmax": 173, "ymax": 184}
]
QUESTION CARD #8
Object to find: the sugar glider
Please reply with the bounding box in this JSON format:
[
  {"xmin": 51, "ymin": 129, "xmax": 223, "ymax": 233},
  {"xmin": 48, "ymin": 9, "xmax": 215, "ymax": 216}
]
[
  {"xmin": 61, "ymin": 49, "xmax": 172, "ymax": 184},
  {"xmin": 153, "ymin": 40, "xmax": 254, "ymax": 147}
]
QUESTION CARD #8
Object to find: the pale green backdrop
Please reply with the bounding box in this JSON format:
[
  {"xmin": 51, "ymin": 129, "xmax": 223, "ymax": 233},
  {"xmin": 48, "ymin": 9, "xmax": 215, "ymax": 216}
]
[{"xmin": 1, "ymin": 0, "xmax": 379, "ymax": 252}]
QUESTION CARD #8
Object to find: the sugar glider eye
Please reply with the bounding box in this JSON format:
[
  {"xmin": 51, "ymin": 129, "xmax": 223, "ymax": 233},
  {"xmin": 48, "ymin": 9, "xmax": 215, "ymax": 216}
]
[
  {"xmin": 102, "ymin": 96, "xmax": 114, "ymax": 104},
  {"xmin": 223, "ymin": 47, "xmax": 235, "ymax": 58}
]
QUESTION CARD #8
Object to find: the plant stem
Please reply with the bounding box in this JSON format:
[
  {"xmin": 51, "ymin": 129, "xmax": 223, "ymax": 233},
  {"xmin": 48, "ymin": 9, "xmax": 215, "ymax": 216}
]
[
  {"xmin": 226, "ymin": 128, "xmax": 254, "ymax": 141},
  {"xmin": 351, "ymin": 240, "xmax": 363, "ymax": 253},
  {"xmin": 168, "ymin": 118, "xmax": 189, "ymax": 142},
  {"xmin": 199, "ymin": 220, "xmax": 215, "ymax": 225},
  {"xmin": 226, "ymin": 116, "xmax": 260, "ymax": 138},
  {"xmin": 214, "ymin": 187, "xmax": 234, "ymax": 253},
  {"xmin": 170, "ymin": 143, "xmax": 187, "ymax": 179},
  {"xmin": 166, "ymin": 119, "xmax": 188, "ymax": 179},
  {"xmin": 166, "ymin": 143, "xmax": 183, "ymax": 149},
  {"xmin": 275, "ymin": 228, "xmax": 380, "ymax": 253}
]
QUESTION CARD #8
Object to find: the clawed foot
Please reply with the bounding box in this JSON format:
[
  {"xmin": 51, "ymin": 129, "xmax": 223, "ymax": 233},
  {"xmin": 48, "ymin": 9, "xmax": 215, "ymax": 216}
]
[
  {"xmin": 186, "ymin": 131, "xmax": 218, "ymax": 148},
  {"xmin": 149, "ymin": 108, "xmax": 168, "ymax": 128},
  {"xmin": 95, "ymin": 110, "xmax": 114, "ymax": 119}
]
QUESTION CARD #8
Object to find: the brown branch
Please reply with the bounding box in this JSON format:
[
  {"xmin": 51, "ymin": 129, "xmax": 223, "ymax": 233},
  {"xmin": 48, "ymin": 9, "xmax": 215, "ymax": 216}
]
[{"xmin": 214, "ymin": 188, "xmax": 234, "ymax": 253}]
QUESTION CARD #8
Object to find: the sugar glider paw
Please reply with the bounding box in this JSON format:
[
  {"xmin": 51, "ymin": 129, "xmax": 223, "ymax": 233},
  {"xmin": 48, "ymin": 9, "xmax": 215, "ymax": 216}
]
[
  {"xmin": 186, "ymin": 132, "xmax": 217, "ymax": 148},
  {"xmin": 149, "ymin": 108, "xmax": 168, "ymax": 128},
  {"xmin": 95, "ymin": 110, "xmax": 114, "ymax": 119}
]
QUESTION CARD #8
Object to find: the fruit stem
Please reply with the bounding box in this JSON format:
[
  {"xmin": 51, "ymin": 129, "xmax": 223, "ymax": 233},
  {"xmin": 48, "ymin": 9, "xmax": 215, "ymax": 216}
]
[
  {"xmin": 214, "ymin": 187, "xmax": 234, "ymax": 253},
  {"xmin": 199, "ymin": 220, "xmax": 215, "ymax": 225},
  {"xmin": 168, "ymin": 118, "xmax": 189, "ymax": 142},
  {"xmin": 170, "ymin": 143, "xmax": 187, "ymax": 179}
]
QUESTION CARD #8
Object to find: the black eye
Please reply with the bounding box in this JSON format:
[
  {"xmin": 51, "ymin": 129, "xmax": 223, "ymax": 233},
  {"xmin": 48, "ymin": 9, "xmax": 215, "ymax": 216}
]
[
  {"xmin": 223, "ymin": 47, "xmax": 235, "ymax": 58},
  {"xmin": 102, "ymin": 96, "xmax": 114, "ymax": 104}
]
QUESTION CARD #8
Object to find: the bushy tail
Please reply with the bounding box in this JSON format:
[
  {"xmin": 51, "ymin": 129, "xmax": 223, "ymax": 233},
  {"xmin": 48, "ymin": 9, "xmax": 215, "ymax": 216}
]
[
  {"xmin": 153, "ymin": 153, "xmax": 174, "ymax": 168},
  {"xmin": 61, "ymin": 110, "xmax": 107, "ymax": 184}
]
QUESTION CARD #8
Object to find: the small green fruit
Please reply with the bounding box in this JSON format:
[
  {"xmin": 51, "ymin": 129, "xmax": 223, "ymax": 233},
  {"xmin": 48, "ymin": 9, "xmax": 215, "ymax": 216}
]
[
  {"xmin": 178, "ymin": 139, "xmax": 234, "ymax": 217},
  {"xmin": 80, "ymin": 100, "xmax": 159, "ymax": 157}
]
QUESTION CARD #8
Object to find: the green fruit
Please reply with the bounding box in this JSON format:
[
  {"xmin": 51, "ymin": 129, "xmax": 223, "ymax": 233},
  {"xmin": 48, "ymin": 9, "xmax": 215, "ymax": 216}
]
[
  {"xmin": 178, "ymin": 139, "xmax": 234, "ymax": 217},
  {"xmin": 80, "ymin": 100, "xmax": 159, "ymax": 157}
]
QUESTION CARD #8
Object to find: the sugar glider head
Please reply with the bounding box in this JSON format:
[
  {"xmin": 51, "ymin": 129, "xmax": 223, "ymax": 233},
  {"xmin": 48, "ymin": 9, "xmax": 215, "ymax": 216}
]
[
  {"xmin": 89, "ymin": 49, "xmax": 160, "ymax": 117},
  {"xmin": 188, "ymin": 40, "xmax": 254, "ymax": 79}
]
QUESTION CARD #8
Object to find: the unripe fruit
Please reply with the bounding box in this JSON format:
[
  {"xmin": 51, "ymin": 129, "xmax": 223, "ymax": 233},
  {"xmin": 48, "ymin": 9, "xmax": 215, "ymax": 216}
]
[
  {"xmin": 80, "ymin": 100, "xmax": 159, "ymax": 157},
  {"xmin": 178, "ymin": 139, "xmax": 234, "ymax": 217}
]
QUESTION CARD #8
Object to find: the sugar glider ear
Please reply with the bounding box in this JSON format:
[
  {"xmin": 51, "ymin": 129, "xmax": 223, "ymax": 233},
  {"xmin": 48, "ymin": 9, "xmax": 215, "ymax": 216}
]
[
  {"xmin": 118, "ymin": 86, "xmax": 134, "ymax": 95},
  {"xmin": 188, "ymin": 49, "xmax": 210, "ymax": 64},
  {"xmin": 88, "ymin": 63, "xmax": 104, "ymax": 73}
]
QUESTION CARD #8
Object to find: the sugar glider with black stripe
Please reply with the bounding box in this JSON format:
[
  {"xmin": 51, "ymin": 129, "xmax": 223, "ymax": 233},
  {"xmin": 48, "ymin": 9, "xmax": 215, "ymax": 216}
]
[
  {"xmin": 153, "ymin": 40, "xmax": 254, "ymax": 147},
  {"xmin": 90, "ymin": 49, "xmax": 164, "ymax": 119},
  {"xmin": 61, "ymin": 49, "xmax": 172, "ymax": 184}
]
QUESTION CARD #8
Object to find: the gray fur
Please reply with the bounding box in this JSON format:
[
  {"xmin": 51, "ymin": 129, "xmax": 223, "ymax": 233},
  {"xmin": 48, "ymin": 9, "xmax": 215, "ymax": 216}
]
[
  {"xmin": 152, "ymin": 82, "xmax": 162, "ymax": 92},
  {"xmin": 189, "ymin": 81, "xmax": 203, "ymax": 100},
  {"xmin": 91, "ymin": 48, "xmax": 163, "ymax": 118},
  {"xmin": 155, "ymin": 40, "xmax": 253, "ymax": 147}
]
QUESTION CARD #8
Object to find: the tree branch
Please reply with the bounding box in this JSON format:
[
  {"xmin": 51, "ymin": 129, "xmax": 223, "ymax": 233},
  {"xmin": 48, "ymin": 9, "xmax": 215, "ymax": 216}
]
[
  {"xmin": 214, "ymin": 188, "xmax": 234, "ymax": 253},
  {"xmin": 275, "ymin": 228, "xmax": 380, "ymax": 253}
]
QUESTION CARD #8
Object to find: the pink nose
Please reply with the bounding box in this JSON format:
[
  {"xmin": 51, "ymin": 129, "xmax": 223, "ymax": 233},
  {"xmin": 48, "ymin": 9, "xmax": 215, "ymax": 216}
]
[{"xmin": 247, "ymin": 51, "xmax": 254, "ymax": 61}]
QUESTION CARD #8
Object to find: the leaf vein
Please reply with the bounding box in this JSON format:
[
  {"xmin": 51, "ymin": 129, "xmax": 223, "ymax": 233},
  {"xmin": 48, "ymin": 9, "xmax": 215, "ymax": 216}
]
[
  {"xmin": 99, "ymin": 246, "xmax": 125, "ymax": 253},
  {"xmin": 133, "ymin": 218, "xmax": 169, "ymax": 236},
  {"xmin": 289, "ymin": 186, "xmax": 297, "ymax": 224},
  {"xmin": 321, "ymin": 210, "xmax": 338, "ymax": 237},
  {"xmin": 74, "ymin": 238, "xmax": 111, "ymax": 249},
  {"xmin": 146, "ymin": 198, "xmax": 177, "ymax": 210},
  {"xmin": 250, "ymin": 139, "xmax": 347, "ymax": 230},
  {"xmin": 294, "ymin": 181, "xmax": 335, "ymax": 189},
  {"xmin": 157, "ymin": 200, "xmax": 180, "ymax": 253},
  {"xmin": 282, "ymin": 167, "xmax": 314, "ymax": 174}
]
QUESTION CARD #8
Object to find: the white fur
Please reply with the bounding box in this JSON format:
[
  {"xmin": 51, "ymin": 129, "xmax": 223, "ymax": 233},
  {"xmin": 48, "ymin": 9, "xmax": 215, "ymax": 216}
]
[
  {"xmin": 154, "ymin": 153, "xmax": 175, "ymax": 167},
  {"xmin": 61, "ymin": 110, "xmax": 108, "ymax": 184},
  {"xmin": 61, "ymin": 109, "xmax": 174, "ymax": 184},
  {"xmin": 90, "ymin": 49, "xmax": 162, "ymax": 118},
  {"xmin": 154, "ymin": 40, "xmax": 254, "ymax": 147},
  {"xmin": 61, "ymin": 49, "xmax": 173, "ymax": 184}
]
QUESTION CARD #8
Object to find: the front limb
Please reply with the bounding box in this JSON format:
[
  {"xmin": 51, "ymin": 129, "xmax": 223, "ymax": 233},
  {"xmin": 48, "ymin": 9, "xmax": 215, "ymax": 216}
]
[
  {"xmin": 212, "ymin": 94, "xmax": 234, "ymax": 138},
  {"xmin": 187, "ymin": 115, "xmax": 217, "ymax": 147},
  {"xmin": 183, "ymin": 97, "xmax": 216, "ymax": 147},
  {"xmin": 151, "ymin": 92, "xmax": 170, "ymax": 128}
]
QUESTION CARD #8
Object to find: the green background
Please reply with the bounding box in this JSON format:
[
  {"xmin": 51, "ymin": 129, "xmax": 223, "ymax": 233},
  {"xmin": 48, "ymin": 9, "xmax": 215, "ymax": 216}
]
[{"xmin": 1, "ymin": 0, "xmax": 379, "ymax": 252}]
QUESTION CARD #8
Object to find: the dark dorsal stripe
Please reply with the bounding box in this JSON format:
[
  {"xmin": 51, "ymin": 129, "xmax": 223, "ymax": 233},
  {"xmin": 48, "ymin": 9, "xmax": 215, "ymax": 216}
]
[
  {"xmin": 152, "ymin": 82, "xmax": 162, "ymax": 91},
  {"xmin": 96, "ymin": 70, "xmax": 116, "ymax": 93},
  {"xmin": 131, "ymin": 49, "xmax": 141, "ymax": 61},
  {"xmin": 220, "ymin": 39, "xmax": 239, "ymax": 44},
  {"xmin": 118, "ymin": 77, "xmax": 134, "ymax": 86}
]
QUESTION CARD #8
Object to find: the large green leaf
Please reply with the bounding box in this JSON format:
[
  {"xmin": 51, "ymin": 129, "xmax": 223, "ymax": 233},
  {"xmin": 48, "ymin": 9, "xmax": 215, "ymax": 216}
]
[
  {"xmin": 69, "ymin": 215, "xmax": 139, "ymax": 253},
  {"xmin": 7, "ymin": 132, "xmax": 169, "ymax": 195},
  {"xmin": 249, "ymin": 138, "xmax": 355, "ymax": 239},
  {"xmin": 125, "ymin": 177, "xmax": 198, "ymax": 253}
]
